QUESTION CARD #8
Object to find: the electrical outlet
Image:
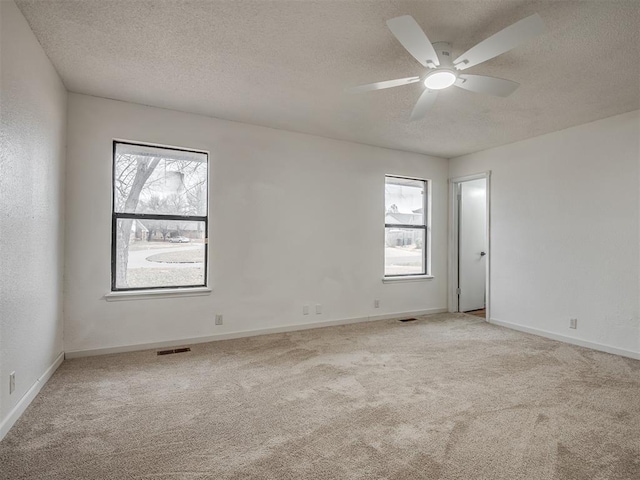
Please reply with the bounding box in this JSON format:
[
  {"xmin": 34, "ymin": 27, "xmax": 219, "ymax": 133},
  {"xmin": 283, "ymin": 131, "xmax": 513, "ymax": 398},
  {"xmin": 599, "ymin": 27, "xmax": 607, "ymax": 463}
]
[
  {"xmin": 302, "ymin": 305, "xmax": 309, "ymax": 315},
  {"xmin": 9, "ymin": 372, "xmax": 15, "ymax": 394},
  {"xmin": 315, "ymin": 304, "xmax": 322, "ymax": 314},
  {"xmin": 569, "ymin": 318, "xmax": 577, "ymax": 329},
  {"xmin": 215, "ymin": 314, "xmax": 223, "ymax": 326},
  {"xmin": 374, "ymin": 299, "xmax": 380, "ymax": 308}
]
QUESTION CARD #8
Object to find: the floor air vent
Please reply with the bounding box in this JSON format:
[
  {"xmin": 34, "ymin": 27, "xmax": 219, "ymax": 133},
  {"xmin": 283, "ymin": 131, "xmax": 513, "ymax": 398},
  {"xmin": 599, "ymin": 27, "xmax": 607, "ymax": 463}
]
[
  {"xmin": 399, "ymin": 318, "xmax": 418, "ymax": 323},
  {"xmin": 157, "ymin": 347, "xmax": 191, "ymax": 355}
]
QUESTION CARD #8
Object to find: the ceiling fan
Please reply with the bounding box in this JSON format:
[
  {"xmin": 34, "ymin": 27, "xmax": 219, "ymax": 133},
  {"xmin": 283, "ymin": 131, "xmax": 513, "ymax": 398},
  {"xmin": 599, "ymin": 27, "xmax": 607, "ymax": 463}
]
[{"xmin": 348, "ymin": 13, "xmax": 545, "ymax": 120}]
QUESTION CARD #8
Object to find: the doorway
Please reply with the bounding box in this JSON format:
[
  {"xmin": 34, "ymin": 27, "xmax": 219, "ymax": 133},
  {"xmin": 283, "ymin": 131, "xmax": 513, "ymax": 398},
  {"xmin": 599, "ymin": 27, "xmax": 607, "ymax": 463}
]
[{"xmin": 449, "ymin": 173, "xmax": 490, "ymax": 319}]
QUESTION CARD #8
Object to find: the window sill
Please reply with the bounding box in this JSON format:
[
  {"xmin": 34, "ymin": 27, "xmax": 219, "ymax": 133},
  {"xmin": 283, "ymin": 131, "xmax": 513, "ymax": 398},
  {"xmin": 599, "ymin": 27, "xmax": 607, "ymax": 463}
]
[
  {"xmin": 383, "ymin": 275, "xmax": 434, "ymax": 283},
  {"xmin": 104, "ymin": 287, "xmax": 212, "ymax": 302}
]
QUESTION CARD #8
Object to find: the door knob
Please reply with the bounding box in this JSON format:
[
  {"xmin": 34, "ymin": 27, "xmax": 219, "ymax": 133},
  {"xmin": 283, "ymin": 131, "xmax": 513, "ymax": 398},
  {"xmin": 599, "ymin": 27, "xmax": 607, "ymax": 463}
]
[{"xmin": 480, "ymin": 251, "xmax": 486, "ymax": 256}]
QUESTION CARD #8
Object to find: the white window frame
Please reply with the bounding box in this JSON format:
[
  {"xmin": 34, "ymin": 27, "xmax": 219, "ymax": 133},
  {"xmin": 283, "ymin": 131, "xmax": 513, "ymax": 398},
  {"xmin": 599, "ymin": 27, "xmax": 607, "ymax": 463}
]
[
  {"xmin": 383, "ymin": 175, "xmax": 432, "ymax": 281},
  {"xmin": 108, "ymin": 140, "xmax": 211, "ymax": 297}
]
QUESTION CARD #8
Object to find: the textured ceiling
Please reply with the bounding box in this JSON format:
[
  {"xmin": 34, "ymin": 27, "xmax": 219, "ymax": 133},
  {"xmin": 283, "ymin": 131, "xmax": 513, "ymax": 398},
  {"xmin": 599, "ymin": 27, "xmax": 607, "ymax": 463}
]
[{"xmin": 16, "ymin": 0, "xmax": 640, "ymax": 158}]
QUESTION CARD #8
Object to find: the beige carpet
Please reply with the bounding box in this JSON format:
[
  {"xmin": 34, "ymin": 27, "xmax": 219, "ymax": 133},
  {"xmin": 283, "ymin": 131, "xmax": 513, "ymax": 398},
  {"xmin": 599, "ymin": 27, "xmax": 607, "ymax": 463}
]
[{"xmin": 2, "ymin": 313, "xmax": 639, "ymax": 479}]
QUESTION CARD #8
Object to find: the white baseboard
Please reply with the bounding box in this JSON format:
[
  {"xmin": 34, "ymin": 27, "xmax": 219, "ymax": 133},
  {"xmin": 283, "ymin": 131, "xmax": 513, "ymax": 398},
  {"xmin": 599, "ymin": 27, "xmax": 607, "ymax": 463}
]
[
  {"xmin": 0, "ymin": 352, "xmax": 64, "ymax": 441},
  {"xmin": 65, "ymin": 308, "xmax": 447, "ymax": 359},
  {"xmin": 489, "ymin": 318, "xmax": 640, "ymax": 361}
]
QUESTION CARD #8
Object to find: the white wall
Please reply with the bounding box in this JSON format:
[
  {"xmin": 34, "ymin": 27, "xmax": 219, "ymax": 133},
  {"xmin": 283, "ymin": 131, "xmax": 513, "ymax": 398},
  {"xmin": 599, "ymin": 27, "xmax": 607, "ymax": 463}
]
[
  {"xmin": 0, "ymin": 0, "xmax": 67, "ymax": 435},
  {"xmin": 449, "ymin": 110, "xmax": 640, "ymax": 356},
  {"xmin": 64, "ymin": 94, "xmax": 449, "ymax": 355}
]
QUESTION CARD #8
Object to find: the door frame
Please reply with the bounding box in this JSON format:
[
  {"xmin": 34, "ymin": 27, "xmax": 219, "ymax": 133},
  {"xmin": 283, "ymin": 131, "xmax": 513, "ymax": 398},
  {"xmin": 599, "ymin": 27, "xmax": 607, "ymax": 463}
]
[{"xmin": 448, "ymin": 171, "xmax": 491, "ymax": 320}]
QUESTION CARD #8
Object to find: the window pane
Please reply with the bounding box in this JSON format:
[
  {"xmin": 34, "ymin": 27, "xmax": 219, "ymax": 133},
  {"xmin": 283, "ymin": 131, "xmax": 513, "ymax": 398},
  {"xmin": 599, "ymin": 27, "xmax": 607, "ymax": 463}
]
[
  {"xmin": 385, "ymin": 228, "xmax": 425, "ymax": 276},
  {"xmin": 385, "ymin": 177, "xmax": 425, "ymax": 226},
  {"xmin": 115, "ymin": 219, "xmax": 206, "ymax": 289},
  {"xmin": 114, "ymin": 143, "xmax": 207, "ymax": 216}
]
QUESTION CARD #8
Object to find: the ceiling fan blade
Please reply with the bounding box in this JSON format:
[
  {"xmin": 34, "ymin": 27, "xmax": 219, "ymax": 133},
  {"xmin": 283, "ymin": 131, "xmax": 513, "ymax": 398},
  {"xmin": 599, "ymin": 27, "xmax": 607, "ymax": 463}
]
[
  {"xmin": 410, "ymin": 89, "xmax": 438, "ymax": 120},
  {"xmin": 346, "ymin": 76, "xmax": 421, "ymax": 94},
  {"xmin": 454, "ymin": 13, "xmax": 545, "ymax": 70},
  {"xmin": 386, "ymin": 15, "xmax": 440, "ymax": 68},
  {"xmin": 454, "ymin": 74, "xmax": 520, "ymax": 97}
]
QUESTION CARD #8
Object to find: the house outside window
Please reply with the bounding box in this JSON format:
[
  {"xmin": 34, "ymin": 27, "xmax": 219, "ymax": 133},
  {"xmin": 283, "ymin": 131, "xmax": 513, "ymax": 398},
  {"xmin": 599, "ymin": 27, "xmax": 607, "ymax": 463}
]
[
  {"xmin": 112, "ymin": 141, "xmax": 208, "ymax": 291},
  {"xmin": 384, "ymin": 175, "xmax": 429, "ymax": 277}
]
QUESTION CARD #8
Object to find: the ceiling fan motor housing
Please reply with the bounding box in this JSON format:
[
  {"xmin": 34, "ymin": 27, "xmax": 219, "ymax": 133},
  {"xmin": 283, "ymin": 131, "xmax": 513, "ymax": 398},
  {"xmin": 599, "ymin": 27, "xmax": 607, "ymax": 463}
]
[{"xmin": 423, "ymin": 42, "xmax": 458, "ymax": 90}]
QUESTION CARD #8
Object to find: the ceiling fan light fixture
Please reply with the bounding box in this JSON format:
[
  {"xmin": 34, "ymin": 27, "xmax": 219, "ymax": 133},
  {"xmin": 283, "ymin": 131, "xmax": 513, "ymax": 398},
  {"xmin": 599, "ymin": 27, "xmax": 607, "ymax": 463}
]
[{"xmin": 423, "ymin": 70, "xmax": 457, "ymax": 90}]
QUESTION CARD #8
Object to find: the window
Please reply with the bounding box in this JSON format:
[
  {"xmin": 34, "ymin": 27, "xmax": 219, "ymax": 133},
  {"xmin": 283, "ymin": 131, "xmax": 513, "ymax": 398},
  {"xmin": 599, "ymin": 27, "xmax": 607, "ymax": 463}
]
[
  {"xmin": 112, "ymin": 141, "xmax": 208, "ymax": 291},
  {"xmin": 384, "ymin": 175, "xmax": 429, "ymax": 277}
]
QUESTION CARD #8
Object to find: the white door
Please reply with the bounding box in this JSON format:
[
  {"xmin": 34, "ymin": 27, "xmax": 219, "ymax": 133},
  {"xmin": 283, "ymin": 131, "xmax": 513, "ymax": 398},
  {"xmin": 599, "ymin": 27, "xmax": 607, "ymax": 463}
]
[{"xmin": 458, "ymin": 179, "xmax": 487, "ymax": 312}]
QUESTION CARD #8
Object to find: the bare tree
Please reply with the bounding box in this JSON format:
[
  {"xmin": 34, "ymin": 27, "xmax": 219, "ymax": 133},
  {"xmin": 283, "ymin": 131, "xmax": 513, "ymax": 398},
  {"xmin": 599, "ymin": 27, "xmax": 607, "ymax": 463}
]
[
  {"xmin": 140, "ymin": 196, "xmax": 171, "ymax": 240},
  {"xmin": 115, "ymin": 156, "xmax": 160, "ymax": 287}
]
